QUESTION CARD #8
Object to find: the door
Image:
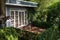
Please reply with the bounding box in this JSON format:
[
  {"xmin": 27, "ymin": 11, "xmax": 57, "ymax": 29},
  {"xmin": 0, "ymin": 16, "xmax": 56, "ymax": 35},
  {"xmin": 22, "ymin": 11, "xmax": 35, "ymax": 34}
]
[{"xmin": 10, "ymin": 10, "xmax": 28, "ymax": 28}]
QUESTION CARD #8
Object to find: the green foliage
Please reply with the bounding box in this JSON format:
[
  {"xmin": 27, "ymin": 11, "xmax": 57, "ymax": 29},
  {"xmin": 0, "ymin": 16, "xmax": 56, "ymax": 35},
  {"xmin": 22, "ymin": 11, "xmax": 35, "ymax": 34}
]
[
  {"xmin": 37, "ymin": 25, "xmax": 59, "ymax": 40},
  {"xmin": 0, "ymin": 27, "xmax": 60, "ymax": 40},
  {"xmin": 15, "ymin": 28, "xmax": 38, "ymax": 40},
  {"xmin": 46, "ymin": 2, "xmax": 60, "ymax": 28},
  {"xmin": 27, "ymin": 0, "xmax": 60, "ymax": 28},
  {"xmin": 32, "ymin": 21, "xmax": 50, "ymax": 29},
  {"xmin": 0, "ymin": 27, "xmax": 18, "ymax": 40},
  {"xmin": 0, "ymin": 27, "xmax": 37, "ymax": 40}
]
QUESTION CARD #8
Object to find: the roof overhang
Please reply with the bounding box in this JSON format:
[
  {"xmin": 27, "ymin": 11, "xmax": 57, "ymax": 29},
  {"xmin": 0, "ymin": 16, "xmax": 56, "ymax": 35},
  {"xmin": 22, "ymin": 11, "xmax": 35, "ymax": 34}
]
[{"xmin": 6, "ymin": 1, "xmax": 38, "ymax": 7}]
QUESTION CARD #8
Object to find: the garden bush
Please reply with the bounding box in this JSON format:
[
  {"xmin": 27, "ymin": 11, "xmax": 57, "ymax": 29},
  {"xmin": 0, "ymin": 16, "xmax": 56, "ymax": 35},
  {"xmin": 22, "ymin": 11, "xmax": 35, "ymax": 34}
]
[
  {"xmin": 0, "ymin": 27, "xmax": 37, "ymax": 40},
  {"xmin": 27, "ymin": 0, "xmax": 60, "ymax": 29},
  {"xmin": 0, "ymin": 27, "xmax": 18, "ymax": 40},
  {"xmin": 0, "ymin": 27, "xmax": 60, "ymax": 40},
  {"xmin": 15, "ymin": 28, "xmax": 38, "ymax": 40},
  {"xmin": 31, "ymin": 21, "xmax": 50, "ymax": 29},
  {"xmin": 37, "ymin": 25, "xmax": 59, "ymax": 40}
]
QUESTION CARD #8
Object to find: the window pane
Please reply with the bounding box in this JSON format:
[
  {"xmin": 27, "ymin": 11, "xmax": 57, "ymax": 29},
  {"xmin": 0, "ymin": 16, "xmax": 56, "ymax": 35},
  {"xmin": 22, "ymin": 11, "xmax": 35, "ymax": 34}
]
[
  {"xmin": 15, "ymin": 11, "xmax": 18, "ymax": 27},
  {"xmin": 10, "ymin": 11, "xmax": 14, "ymax": 27},
  {"xmin": 19, "ymin": 12, "xmax": 21, "ymax": 26},
  {"xmin": 22, "ymin": 12, "xmax": 24, "ymax": 25},
  {"xmin": 15, "ymin": 11, "xmax": 18, "ymax": 16}
]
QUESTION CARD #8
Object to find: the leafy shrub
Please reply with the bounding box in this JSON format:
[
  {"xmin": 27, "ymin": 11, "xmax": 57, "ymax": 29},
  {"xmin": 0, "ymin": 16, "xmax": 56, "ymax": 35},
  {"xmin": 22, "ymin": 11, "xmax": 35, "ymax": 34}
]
[
  {"xmin": 0, "ymin": 27, "xmax": 37, "ymax": 40},
  {"xmin": 0, "ymin": 27, "xmax": 18, "ymax": 40},
  {"xmin": 32, "ymin": 21, "xmax": 50, "ymax": 29},
  {"xmin": 28, "ymin": 1, "xmax": 60, "ymax": 29},
  {"xmin": 37, "ymin": 25, "xmax": 59, "ymax": 40},
  {"xmin": 0, "ymin": 27, "xmax": 60, "ymax": 40},
  {"xmin": 0, "ymin": 29, "xmax": 7, "ymax": 40},
  {"xmin": 15, "ymin": 28, "xmax": 37, "ymax": 40}
]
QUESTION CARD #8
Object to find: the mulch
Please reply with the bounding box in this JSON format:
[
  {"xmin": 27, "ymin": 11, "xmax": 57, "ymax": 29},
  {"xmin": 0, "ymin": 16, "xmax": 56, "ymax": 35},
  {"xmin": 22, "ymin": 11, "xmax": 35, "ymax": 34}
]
[{"xmin": 19, "ymin": 25, "xmax": 46, "ymax": 34}]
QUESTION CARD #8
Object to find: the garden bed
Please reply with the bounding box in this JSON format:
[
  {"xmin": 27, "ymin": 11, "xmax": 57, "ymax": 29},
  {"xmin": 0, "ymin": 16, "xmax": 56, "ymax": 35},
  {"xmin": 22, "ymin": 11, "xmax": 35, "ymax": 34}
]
[{"xmin": 19, "ymin": 25, "xmax": 46, "ymax": 34}]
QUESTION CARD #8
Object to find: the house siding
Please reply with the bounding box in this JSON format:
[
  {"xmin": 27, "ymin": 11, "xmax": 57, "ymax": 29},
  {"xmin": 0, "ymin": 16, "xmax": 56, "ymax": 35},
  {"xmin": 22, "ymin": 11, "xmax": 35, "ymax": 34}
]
[
  {"xmin": 9, "ymin": 0, "xmax": 16, "ymax": 3},
  {"xmin": 6, "ymin": 0, "xmax": 16, "ymax": 3},
  {"xmin": 6, "ymin": 6, "xmax": 26, "ymax": 16},
  {"xmin": 6, "ymin": 5, "xmax": 29, "ymax": 27}
]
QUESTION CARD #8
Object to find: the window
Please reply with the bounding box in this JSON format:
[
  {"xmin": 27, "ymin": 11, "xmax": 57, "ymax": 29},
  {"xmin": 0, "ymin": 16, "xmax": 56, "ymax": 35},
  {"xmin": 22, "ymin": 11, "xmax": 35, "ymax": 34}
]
[{"xmin": 8, "ymin": 10, "xmax": 28, "ymax": 28}]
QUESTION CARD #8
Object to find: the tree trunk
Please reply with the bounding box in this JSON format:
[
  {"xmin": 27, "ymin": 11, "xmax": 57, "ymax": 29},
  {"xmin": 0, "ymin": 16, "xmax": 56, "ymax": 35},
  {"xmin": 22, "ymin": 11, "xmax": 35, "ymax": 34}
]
[{"xmin": 0, "ymin": 0, "xmax": 6, "ymax": 27}]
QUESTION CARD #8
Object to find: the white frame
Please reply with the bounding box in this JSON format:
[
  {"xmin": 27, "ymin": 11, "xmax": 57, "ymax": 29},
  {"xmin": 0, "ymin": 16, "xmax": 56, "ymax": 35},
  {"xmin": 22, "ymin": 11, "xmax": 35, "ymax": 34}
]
[{"xmin": 9, "ymin": 10, "xmax": 27, "ymax": 28}]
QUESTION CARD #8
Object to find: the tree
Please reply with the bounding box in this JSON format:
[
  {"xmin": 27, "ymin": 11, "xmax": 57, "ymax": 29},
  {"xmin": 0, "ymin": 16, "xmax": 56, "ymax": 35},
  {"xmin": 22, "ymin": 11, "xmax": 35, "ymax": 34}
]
[{"xmin": 0, "ymin": 0, "xmax": 6, "ymax": 27}]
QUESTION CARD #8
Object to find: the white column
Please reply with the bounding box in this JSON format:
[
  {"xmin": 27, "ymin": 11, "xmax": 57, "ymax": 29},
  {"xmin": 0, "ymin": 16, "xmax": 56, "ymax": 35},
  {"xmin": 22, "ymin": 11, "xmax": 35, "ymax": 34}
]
[
  {"xmin": 21, "ymin": 11, "xmax": 22, "ymax": 26},
  {"xmin": 18, "ymin": 11, "xmax": 19, "ymax": 27},
  {"xmin": 10, "ymin": 10, "xmax": 11, "ymax": 26},
  {"xmin": 26, "ymin": 12, "xmax": 28, "ymax": 25},
  {"xmin": 14, "ymin": 11, "xmax": 16, "ymax": 27},
  {"xmin": 24, "ymin": 11, "xmax": 25, "ymax": 25}
]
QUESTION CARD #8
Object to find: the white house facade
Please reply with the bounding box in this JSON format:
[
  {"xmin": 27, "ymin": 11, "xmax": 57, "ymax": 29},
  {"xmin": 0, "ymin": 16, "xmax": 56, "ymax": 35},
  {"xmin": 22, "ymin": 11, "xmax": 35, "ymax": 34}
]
[{"xmin": 6, "ymin": 0, "xmax": 37, "ymax": 28}]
